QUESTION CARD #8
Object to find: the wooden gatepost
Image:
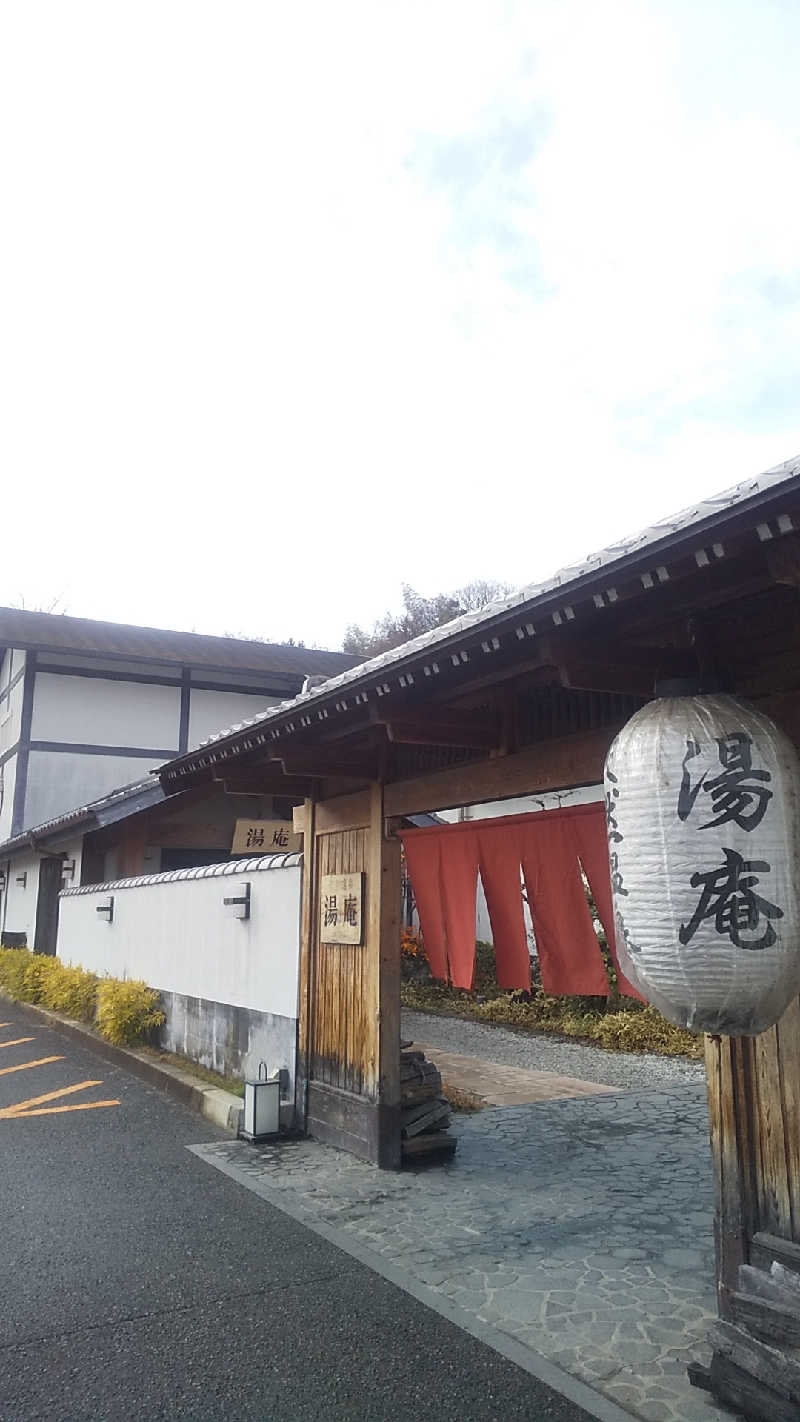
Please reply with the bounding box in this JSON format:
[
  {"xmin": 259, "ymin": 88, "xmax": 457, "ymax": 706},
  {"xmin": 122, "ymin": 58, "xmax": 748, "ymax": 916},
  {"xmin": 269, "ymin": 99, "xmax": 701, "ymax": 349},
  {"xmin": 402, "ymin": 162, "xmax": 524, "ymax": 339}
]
[
  {"xmin": 698, "ymin": 1008, "xmax": 800, "ymax": 1418},
  {"xmin": 295, "ymin": 786, "xmax": 403, "ymax": 1168}
]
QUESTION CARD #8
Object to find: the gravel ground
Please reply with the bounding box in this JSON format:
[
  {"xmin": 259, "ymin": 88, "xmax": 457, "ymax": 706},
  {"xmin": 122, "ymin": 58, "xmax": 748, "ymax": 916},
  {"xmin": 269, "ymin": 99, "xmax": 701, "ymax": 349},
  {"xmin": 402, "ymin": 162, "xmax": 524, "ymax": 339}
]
[{"xmin": 402, "ymin": 1008, "xmax": 707, "ymax": 1090}]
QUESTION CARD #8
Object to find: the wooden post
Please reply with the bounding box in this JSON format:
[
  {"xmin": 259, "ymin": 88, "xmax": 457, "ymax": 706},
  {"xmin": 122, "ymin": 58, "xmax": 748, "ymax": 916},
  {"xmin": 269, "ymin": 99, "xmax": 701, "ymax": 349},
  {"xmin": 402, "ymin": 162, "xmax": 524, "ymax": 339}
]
[
  {"xmin": 296, "ymin": 784, "xmax": 402, "ymax": 1167},
  {"xmin": 702, "ymin": 1006, "xmax": 800, "ymax": 1416},
  {"xmin": 369, "ymin": 782, "xmax": 401, "ymax": 1169},
  {"xmin": 295, "ymin": 795, "xmax": 317, "ymax": 1131},
  {"xmin": 119, "ymin": 826, "xmax": 147, "ymax": 878}
]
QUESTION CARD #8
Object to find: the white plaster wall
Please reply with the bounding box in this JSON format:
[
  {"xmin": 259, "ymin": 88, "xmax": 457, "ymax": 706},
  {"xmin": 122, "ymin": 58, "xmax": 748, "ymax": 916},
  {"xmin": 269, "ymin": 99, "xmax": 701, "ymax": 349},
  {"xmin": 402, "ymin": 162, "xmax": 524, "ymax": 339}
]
[
  {"xmin": 187, "ymin": 689, "xmax": 281, "ymax": 749},
  {"xmin": 57, "ymin": 836, "xmax": 84, "ymax": 890},
  {"xmin": 0, "ymin": 650, "xmax": 27, "ymax": 753},
  {"xmin": 24, "ymin": 751, "xmax": 167, "ymax": 828},
  {"xmin": 31, "ymin": 673, "xmax": 181, "ymax": 749},
  {"xmin": 1, "ymin": 850, "xmax": 41, "ymax": 943},
  {"xmin": 58, "ymin": 861, "xmax": 302, "ymax": 1021},
  {"xmin": 0, "ymin": 755, "xmax": 17, "ymax": 843},
  {"xmin": 0, "ymin": 653, "xmax": 27, "ymax": 839}
]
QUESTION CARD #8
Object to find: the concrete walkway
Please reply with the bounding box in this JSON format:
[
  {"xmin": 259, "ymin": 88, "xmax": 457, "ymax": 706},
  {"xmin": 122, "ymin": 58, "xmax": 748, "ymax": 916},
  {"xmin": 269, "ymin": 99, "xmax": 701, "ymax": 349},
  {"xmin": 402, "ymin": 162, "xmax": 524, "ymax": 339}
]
[
  {"xmin": 415, "ymin": 1041, "xmax": 618, "ymax": 1105},
  {"xmin": 194, "ymin": 1083, "xmax": 725, "ymax": 1422}
]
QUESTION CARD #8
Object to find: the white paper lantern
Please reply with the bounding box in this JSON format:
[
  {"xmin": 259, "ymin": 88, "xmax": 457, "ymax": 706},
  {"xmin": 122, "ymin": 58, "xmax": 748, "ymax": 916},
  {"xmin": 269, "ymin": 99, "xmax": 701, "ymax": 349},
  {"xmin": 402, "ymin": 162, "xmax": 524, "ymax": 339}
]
[{"xmin": 605, "ymin": 693, "xmax": 800, "ymax": 1035}]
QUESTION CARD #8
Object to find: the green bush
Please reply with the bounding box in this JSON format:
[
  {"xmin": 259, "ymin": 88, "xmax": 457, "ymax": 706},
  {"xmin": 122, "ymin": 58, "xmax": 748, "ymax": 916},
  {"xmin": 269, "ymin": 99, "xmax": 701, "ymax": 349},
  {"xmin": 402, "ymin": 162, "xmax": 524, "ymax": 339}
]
[
  {"xmin": 95, "ymin": 977, "xmax": 165, "ymax": 1046},
  {"xmin": 0, "ymin": 947, "xmax": 164, "ymax": 1046}
]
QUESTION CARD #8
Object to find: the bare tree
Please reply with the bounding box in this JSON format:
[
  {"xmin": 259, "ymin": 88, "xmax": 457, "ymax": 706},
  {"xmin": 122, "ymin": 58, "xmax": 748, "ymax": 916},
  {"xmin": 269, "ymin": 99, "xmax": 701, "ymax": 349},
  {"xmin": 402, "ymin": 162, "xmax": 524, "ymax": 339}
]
[{"xmin": 343, "ymin": 580, "xmax": 512, "ymax": 659}]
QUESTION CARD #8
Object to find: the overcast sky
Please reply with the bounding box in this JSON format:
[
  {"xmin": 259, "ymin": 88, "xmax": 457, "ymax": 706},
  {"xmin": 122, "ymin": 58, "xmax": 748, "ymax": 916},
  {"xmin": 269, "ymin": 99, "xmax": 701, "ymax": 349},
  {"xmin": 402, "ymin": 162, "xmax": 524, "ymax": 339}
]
[{"xmin": 2, "ymin": 1, "xmax": 799, "ymax": 650}]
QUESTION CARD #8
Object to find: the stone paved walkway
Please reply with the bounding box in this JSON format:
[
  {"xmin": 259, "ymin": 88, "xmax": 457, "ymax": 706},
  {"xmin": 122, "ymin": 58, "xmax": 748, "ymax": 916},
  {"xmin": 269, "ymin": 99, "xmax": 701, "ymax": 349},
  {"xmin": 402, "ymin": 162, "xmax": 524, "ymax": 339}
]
[
  {"xmin": 193, "ymin": 1083, "xmax": 729, "ymax": 1422},
  {"xmin": 415, "ymin": 1041, "xmax": 619, "ymax": 1105}
]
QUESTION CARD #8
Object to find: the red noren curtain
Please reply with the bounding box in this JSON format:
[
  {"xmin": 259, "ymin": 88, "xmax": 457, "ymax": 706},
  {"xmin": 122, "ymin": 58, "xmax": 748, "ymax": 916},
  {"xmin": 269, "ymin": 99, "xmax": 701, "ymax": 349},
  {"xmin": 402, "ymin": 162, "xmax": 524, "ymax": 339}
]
[{"xmin": 401, "ymin": 800, "xmax": 627, "ymax": 997}]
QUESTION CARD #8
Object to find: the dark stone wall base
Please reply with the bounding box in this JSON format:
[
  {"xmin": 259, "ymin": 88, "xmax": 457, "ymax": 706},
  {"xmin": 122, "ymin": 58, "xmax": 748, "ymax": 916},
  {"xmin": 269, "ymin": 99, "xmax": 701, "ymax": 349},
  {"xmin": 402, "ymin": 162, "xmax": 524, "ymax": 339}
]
[{"xmin": 160, "ymin": 990, "xmax": 298, "ymax": 1126}]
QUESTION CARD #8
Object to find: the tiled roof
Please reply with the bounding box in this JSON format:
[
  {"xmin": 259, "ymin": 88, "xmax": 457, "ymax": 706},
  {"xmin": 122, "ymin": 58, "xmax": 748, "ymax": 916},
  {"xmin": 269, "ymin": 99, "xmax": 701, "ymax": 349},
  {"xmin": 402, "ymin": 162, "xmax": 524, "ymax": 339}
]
[
  {"xmin": 0, "ymin": 777, "xmax": 165, "ymax": 857},
  {"xmin": 160, "ymin": 452, "xmax": 800, "ymax": 778},
  {"xmin": 60, "ymin": 851, "xmax": 302, "ymax": 895},
  {"xmin": 0, "ymin": 607, "xmax": 358, "ymax": 679}
]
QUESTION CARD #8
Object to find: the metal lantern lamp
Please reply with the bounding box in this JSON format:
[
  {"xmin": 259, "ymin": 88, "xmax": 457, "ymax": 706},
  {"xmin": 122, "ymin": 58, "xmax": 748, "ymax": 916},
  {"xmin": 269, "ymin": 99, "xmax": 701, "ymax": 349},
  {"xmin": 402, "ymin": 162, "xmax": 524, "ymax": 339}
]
[
  {"xmin": 605, "ymin": 685, "xmax": 800, "ymax": 1036},
  {"xmin": 240, "ymin": 1061, "xmax": 280, "ymax": 1143}
]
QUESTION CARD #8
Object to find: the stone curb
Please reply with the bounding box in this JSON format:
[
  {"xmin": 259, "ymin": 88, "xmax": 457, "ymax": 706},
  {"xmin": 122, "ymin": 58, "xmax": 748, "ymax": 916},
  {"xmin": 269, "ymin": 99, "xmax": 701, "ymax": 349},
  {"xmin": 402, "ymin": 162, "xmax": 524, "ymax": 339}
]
[{"xmin": 1, "ymin": 993, "xmax": 244, "ymax": 1134}]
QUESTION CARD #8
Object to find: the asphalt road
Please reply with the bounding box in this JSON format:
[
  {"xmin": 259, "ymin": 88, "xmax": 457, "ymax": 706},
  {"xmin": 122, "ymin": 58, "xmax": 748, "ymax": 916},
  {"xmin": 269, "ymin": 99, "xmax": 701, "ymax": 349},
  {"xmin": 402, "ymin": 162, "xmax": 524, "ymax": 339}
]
[{"xmin": 0, "ymin": 1006, "xmax": 596, "ymax": 1422}]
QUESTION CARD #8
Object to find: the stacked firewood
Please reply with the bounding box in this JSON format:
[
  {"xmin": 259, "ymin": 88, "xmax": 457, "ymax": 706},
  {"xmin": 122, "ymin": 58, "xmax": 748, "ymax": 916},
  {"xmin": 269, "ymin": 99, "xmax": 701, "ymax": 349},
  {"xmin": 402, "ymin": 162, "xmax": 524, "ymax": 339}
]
[
  {"xmin": 690, "ymin": 1231, "xmax": 800, "ymax": 1420},
  {"xmin": 400, "ymin": 1044, "xmax": 457, "ymax": 1162}
]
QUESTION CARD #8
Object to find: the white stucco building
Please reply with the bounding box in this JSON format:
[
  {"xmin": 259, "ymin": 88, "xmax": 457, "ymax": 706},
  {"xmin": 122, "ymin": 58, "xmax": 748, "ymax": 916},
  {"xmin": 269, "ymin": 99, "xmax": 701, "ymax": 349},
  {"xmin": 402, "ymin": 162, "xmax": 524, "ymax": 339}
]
[{"xmin": 0, "ymin": 606, "xmax": 355, "ymax": 946}]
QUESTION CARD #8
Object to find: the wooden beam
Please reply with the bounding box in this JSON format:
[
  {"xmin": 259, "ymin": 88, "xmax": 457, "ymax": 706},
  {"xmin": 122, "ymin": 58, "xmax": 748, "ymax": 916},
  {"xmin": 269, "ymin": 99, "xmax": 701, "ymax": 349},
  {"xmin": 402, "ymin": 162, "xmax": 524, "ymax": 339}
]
[
  {"xmin": 270, "ymin": 751, "xmax": 376, "ymax": 782},
  {"xmin": 766, "ymin": 535, "xmax": 800, "ymax": 589},
  {"xmin": 214, "ymin": 770, "xmax": 315, "ymax": 796},
  {"xmin": 556, "ymin": 658, "xmax": 656, "ymax": 698},
  {"xmin": 149, "ymin": 822, "xmax": 233, "ymax": 849},
  {"xmin": 384, "ymin": 724, "xmax": 616, "ymax": 817},
  {"xmin": 378, "ymin": 710, "xmax": 502, "ymax": 750},
  {"xmin": 314, "ymin": 789, "xmax": 372, "ymax": 833}
]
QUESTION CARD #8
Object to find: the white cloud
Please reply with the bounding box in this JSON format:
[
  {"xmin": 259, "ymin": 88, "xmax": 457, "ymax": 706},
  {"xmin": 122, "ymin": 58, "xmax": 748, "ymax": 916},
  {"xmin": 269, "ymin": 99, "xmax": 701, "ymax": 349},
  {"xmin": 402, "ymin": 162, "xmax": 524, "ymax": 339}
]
[{"xmin": 1, "ymin": 1, "xmax": 799, "ymax": 646}]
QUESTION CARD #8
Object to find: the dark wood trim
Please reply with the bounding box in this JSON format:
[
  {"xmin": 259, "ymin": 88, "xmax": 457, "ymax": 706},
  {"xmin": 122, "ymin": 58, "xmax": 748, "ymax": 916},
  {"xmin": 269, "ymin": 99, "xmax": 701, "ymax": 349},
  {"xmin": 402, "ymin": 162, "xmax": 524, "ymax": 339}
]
[
  {"xmin": 215, "ymin": 770, "xmax": 315, "ymax": 797},
  {"xmin": 28, "ymin": 740, "xmax": 178, "ymax": 758},
  {"xmin": 36, "ymin": 662, "xmax": 182, "ymax": 687},
  {"xmin": 189, "ymin": 677, "xmax": 292, "ymax": 696},
  {"xmin": 11, "ymin": 653, "xmax": 36, "ymax": 836},
  {"xmin": 178, "ymin": 668, "xmax": 191, "ymax": 754},
  {"xmin": 36, "ymin": 662, "xmax": 300, "ymax": 697},
  {"xmin": 0, "ymin": 661, "xmax": 26, "ymax": 706},
  {"xmin": 1, "ymin": 636, "xmax": 337, "ymax": 682},
  {"xmin": 378, "ymin": 709, "xmax": 502, "ymax": 750},
  {"xmin": 272, "ymin": 750, "xmax": 377, "ymax": 781}
]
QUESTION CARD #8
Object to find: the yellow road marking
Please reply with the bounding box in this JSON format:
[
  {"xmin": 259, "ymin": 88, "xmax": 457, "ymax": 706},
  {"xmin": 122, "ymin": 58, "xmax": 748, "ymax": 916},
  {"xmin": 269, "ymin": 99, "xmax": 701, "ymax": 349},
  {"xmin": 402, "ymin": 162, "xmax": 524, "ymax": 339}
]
[
  {"xmin": 0, "ymin": 1077, "xmax": 121, "ymax": 1121},
  {"xmin": 0, "ymin": 1055, "xmax": 64, "ymax": 1077},
  {"xmin": 1, "ymin": 1079, "xmax": 104, "ymax": 1113},
  {"xmin": 0, "ymin": 1038, "xmax": 35, "ymax": 1050},
  {"xmin": 1, "ymin": 1100, "xmax": 120, "ymax": 1119},
  {"xmin": 0, "ymin": 1023, "xmax": 12, "ymax": 1028}
]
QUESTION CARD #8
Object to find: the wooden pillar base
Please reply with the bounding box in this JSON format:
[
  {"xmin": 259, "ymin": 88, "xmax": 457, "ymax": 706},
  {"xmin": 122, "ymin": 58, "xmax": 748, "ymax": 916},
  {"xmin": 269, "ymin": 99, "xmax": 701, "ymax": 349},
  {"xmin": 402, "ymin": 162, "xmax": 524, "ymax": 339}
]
[{"xmin": 306, "ymin": 1082, "xmax": 401, "ymax": 1168}]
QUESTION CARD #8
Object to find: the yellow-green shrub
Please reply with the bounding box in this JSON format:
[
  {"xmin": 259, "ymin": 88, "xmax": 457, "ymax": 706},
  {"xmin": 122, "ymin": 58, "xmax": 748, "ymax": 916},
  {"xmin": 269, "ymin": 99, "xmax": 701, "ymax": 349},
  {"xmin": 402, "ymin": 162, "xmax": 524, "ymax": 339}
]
[
  {"xmin": 0, "ymin": 947, "xmax": 34, "ymax": 999},
  {"xmin": 0, "ymin": 947, "xmax": 164, "ymax": 1046},
  {"xmin": 40, "ymin": 962, "xmax": 99, "ymax": 1023},
  {"xmin": 94, "ymin": 977, "xmax": 165, "ymax": 1046},
  {"xmin": 21, "ymin": 953, "xmax": 61, "ymax": 1004}
]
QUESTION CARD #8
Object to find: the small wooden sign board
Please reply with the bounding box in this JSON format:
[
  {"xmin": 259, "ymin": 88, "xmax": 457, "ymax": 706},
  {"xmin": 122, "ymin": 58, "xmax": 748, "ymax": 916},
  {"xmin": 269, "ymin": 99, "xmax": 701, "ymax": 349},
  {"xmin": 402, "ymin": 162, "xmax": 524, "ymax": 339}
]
[
  {"xmin": 320, "ymin": 871, "xmax": 364, "ymax": 945},
  {"xmin": 231, "ymin": 819, "xmax": 302, "ymax": 856}
]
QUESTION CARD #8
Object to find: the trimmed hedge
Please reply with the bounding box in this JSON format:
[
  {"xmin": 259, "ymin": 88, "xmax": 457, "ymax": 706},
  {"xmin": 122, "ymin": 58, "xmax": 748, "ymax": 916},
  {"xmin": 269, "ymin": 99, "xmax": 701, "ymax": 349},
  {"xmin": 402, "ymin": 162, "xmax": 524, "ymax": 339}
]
[{"xmin": 0, "ymin": 948, "xmax": 164, "ymax": 1046}]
